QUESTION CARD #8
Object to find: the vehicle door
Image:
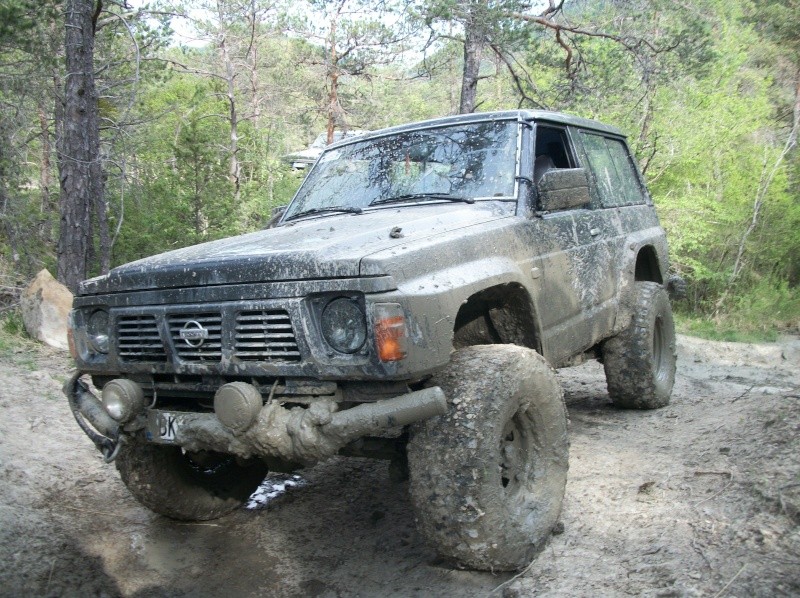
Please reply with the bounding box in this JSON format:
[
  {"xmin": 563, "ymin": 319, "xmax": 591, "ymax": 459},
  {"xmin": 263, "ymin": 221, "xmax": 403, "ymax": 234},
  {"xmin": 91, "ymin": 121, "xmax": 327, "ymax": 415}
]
[
  {"xmin": 523, "ymin": 123, "xmax": 616, "ymax": 364},
  {"xmin": 573, "ymin": 130, "xmax": 653, "ymax": 315}
]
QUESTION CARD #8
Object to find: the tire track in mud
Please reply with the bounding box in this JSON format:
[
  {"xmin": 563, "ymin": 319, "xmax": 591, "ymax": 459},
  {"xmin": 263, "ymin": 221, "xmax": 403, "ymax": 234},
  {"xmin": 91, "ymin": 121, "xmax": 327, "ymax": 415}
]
[{"xmin": 0, "ymin": 336, "xmax": 797, "ymax": 597}]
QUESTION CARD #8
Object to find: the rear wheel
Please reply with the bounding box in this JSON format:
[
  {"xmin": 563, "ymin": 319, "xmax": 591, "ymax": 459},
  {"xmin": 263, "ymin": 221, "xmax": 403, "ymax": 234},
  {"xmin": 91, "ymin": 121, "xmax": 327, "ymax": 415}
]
[
  {"xmin": 408, "ymin": 345, "xmax": 569, "ymax": 571},
  {"xmin": 602, "ymin": 281, "xmax": 677, "ymax": 409},
  {"xmin": 116, "ymin": 440, "xmax": 268, "ymax": 521}
]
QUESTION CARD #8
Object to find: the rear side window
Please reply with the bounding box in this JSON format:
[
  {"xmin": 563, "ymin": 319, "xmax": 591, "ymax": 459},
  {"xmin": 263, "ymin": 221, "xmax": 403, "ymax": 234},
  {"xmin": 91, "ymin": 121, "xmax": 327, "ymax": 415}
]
[
  {"xmin": 581, "ymin": 134, "xmax": 647, "ymax": 207},
  {"xmin": 533, "ymin": 125, "xmax": 575, "ymax": 183}
]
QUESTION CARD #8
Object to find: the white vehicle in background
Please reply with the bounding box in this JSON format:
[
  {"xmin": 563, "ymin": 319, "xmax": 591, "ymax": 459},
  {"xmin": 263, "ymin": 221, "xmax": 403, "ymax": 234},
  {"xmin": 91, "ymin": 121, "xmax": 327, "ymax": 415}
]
[{"xmin": 282, "ymin": 130, "xmax": 370, "ymax": 170}]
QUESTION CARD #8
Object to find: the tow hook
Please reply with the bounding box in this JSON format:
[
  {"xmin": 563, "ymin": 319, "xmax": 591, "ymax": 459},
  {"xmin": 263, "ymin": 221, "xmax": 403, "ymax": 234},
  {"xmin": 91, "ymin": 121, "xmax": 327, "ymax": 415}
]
[{"xmin": 63, "ymin": 372, "xmax": 122, "ymax": 462}]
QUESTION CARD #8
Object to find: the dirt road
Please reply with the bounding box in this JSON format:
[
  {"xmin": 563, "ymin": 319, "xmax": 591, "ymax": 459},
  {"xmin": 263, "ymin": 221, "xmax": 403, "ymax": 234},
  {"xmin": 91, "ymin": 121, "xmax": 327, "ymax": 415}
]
[{"xmin": 1, "ymin": 335, "xmax": 798, "ymax": 597}]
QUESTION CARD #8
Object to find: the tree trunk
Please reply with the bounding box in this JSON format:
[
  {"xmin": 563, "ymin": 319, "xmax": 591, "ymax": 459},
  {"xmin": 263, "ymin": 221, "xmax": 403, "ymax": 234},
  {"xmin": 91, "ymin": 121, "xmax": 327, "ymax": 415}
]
[
  {"xmin": 327, "ymin": 71, "xmax": 339, "ymax": 144},
  {"xmin": 38, "ymin": 104, "xmax": 52, "ymax": 215},
  {"xmin": 216, "ymin": 0, "xmax": 240, "ymax": 205},
  {"xmin": 58, "ymin": 0, "xmax": 102, "ymax": 293},
  {"xmin": 326, "ymin": 11, "xmax": 340, "ymax": 145},
  {"xmin": 95, "ymin": 142, "xmax": 109, "ymax": 274},
  {"xmin": 247, "ymin": 6, "xmax": 262, "ymax": 133},
  {"xmin": 225, "ymin": 63, "xmax": 240, "ymax": 204},
  {"xmin": 51, "ymin": 70, "xmax": 64, "ymax": 249},
  {"xmin": 459, "ymin": 20, "xmax": 484, "ymax": 114},
  {"xmin": 791, "ymin": 73, "xmax": 800, "ymax": 152}
]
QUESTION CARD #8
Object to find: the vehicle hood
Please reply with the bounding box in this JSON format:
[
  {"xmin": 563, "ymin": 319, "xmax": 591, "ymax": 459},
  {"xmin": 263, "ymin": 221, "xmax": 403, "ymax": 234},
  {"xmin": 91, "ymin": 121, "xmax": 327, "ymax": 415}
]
[{"xmin": 79, "ymin": 203, "xmax": 513, "ymax": 295}]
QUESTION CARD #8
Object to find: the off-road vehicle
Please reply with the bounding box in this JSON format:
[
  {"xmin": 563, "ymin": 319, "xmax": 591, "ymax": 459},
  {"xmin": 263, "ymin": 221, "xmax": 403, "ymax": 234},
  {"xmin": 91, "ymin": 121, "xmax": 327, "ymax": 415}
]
[{"xmin": 66, "ymin": 110, "xmax": 678, "ymax": 571}]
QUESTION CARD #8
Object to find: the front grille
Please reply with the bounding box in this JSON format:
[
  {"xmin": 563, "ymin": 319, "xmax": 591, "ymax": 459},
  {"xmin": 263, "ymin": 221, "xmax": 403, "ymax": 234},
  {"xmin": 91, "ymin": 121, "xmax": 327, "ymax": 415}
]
[
  {"xmin": 168, "ymin": 313, "xmax": 223, "ymax": 361},
  {"xmin": 114, "ymin": 304, "xmax": 302, "ymax": 365},
  {"xmin": 117, "ymin": 315, "xmax": 166, "ymax": 361},
  {"xmin": 234, "ymin": 310, "xmax": 301, "ymax": 362}
]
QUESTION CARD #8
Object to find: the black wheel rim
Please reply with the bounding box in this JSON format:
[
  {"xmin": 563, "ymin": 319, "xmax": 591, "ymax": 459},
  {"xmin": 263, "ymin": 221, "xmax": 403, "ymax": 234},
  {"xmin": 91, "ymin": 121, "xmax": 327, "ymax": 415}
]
[
  {"xmin": 500, "ymin": 412, "xmax": 531, "ymax": 497},
  {"xmin": 653, "ymin": 315, "xmax": 668, "ymax": 383},
  {"xmin": 184, "ymin": 449, "xmax": 236, "ymax": 477}
]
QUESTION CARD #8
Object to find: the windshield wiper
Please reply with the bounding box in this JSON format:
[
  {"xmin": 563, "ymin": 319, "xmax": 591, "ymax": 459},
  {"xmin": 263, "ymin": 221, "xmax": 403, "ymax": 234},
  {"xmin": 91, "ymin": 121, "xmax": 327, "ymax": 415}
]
[
  {"xmin": 284, "ymin": 206, "xmax": 363, "ymax": 221},
  {"xmin": 370, "ymin": 193, "xmax": 475, "ymax": 207}
]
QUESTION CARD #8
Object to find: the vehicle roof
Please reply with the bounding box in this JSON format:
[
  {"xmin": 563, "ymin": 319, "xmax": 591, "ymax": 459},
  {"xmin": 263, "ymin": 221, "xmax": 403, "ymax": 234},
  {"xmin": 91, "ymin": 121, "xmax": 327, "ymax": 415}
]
[{"xmin": 328, "ymin": 110, "xmax": 625, "ymax": 151}]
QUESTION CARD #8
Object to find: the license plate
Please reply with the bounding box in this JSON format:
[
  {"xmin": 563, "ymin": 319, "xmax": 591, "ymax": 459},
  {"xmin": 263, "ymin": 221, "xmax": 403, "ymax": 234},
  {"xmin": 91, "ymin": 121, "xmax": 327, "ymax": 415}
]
[{"xmin": 147, "ymin": 411, "xmax": 179, "ymax": 443}]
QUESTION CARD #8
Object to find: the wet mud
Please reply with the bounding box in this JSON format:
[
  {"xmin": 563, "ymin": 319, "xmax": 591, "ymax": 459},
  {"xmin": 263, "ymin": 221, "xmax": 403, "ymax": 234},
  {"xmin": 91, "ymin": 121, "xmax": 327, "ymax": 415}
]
[{"xmin": 1, "ymin": 335, "xmax": 798, "ymax": 597}]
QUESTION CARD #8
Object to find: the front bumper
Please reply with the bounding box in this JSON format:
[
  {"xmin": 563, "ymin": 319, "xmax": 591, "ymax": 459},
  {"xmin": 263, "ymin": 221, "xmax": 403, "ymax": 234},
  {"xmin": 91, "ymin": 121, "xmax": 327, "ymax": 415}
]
[
  {"xmin": 64, "ymin": 372, "xmax": 121, "ymax": 461},
  {"xmin": 64, "ymin": 373, "xmax": 448, "ymax": 465}
]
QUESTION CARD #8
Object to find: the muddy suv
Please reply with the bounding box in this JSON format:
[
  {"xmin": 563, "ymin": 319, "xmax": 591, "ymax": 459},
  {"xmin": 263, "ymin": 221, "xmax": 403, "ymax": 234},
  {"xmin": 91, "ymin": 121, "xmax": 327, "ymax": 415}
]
[{"xmin": 66, "ymin": 110, "xmax": 678, "ymax": 571}]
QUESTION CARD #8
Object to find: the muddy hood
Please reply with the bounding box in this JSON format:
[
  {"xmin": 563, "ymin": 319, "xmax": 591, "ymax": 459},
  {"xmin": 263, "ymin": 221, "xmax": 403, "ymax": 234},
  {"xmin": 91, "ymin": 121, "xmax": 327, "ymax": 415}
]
[{"xmin": 79, "ymin": 204, "xmax": 511, "ymax": 295}]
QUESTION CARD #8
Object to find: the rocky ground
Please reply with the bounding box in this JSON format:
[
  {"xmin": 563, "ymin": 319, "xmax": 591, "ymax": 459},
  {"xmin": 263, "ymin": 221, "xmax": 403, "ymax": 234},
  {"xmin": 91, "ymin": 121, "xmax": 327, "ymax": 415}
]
[{"xmin": 0, "ymin": 335, "xmax": 798, "ymax": 597}]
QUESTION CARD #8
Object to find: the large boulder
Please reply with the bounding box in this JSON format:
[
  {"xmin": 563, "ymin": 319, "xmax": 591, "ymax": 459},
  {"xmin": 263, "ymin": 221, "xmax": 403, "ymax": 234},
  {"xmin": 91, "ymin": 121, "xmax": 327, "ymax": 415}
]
[{"xmin": 20, "ymin": 269, "xmax": 73, "ymax": 351}]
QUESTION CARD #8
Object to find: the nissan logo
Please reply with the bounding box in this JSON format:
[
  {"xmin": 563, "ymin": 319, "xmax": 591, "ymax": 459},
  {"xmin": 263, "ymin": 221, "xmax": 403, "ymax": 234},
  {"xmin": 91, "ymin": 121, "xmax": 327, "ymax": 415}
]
[{"xmin": 179, "ymin": 320, "xmax": 209, "ymax": 347}]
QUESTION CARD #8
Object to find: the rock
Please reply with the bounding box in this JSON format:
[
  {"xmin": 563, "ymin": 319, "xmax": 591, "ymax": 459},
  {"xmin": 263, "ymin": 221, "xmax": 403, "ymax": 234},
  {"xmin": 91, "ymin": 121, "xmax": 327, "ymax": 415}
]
[
  {"xmin": 780, "ymin": 340, "xmax": 800, "ymax": 367},
  {"xmin": 20, "ymin": 269, "xmax": 73, "ymax": 351}
]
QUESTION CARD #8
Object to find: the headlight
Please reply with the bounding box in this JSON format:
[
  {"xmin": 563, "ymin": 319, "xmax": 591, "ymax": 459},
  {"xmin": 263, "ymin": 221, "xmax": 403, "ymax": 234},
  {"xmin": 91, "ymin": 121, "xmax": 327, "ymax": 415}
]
[
  {"xmin": 321, "ymin": 298, "xmax": 366, "ymax": 354},
  {"xmin": 87, "ymin": 309, "xmax": 110, "ymax": 354}
]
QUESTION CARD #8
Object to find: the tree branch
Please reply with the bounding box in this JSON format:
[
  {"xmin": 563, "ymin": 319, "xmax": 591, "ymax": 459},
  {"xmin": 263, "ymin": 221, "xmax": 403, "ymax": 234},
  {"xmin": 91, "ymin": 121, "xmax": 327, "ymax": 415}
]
[
  {"xmin": 489, "ymin": 44, "xmax": 548, "ymax": 110},
  {"xmin": 511, "ymin": 12, "xmax": 664, "ymax": 54},
  {"xmin": 157, "ymin": 57, "xmax": 228, "ymax": 82}
]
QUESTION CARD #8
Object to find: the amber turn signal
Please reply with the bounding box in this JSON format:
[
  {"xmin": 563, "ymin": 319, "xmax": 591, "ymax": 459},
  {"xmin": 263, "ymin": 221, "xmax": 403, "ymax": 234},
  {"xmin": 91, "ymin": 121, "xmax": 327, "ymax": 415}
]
[
  {"xmin": 373, "ymin": 303, "xmax": 408, "ymax": 362},
  {"xmin": 67, "ymin": 326, "xmax": 78, "ymax": 361},
  {"xmin": 66, "ymin": 312, "xmax": 78, "ymax": 361}
]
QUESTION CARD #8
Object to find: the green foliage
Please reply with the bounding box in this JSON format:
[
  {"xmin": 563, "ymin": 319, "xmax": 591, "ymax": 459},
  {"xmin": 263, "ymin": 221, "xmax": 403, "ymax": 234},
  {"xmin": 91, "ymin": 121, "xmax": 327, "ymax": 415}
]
[
  {"xmin": 675, "ymin": 316, "xmax": 779, "ymax": 344},
  {"xmin": 0, "ymin": 0, "xmax": 59, "ymax": 52},
  {"xmin": 2, "ymin": 310, "xmax": 25, "ymax": 337},
  {"xmin": 1, "ymin": 0, "xmax": 798, "ymax": 340},
  {"xmin": 508, "ymin": 0, "xmax": 800, "ymax": 337},
  {"xmin": 0, "ymin": 190, "xmax": 58, "ymax": 276},
  {"xmin": 0, "ymin": 309, "xmax": 40, "ymax": 370},
  {"xmin": 0, "ymin": 0, "xmax": 61, "ymax": 279},
  {"xmin": 752, "ymin": 0, "xmax": 800, "ymax": 60},
  {"xmin": 112, "ymin": 75, "xmax": 234, "ymax": 262},
  {"xmin": 642, "ymin": 8, "xmax": 799, "ymax": 328},
  {"xmin": 676, "ymin": 277, "xmax": 800, "ymax": 342}
]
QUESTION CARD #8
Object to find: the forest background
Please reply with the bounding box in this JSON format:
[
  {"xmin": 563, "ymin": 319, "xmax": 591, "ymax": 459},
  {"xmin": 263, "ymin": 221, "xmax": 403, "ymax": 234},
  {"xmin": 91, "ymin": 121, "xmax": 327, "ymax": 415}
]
[{"xmin": 0, "ymin": 0, "xmax": 798, "ymax": 341}]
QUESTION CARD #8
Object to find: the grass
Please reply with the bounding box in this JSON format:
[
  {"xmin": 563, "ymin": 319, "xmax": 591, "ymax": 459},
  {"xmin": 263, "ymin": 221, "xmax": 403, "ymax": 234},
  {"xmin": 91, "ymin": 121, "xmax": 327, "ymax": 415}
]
[
  {"xmin": 675, "ymin": 279, "xmax": 799, "ymax": 344},
  {"xmin": 1, "ymin": 308, "xmax": 26, "ymax": 336},
  {"xmin": 675, "ymin": 315, "xmax": 781, "ymax": 343},
  {"xmin": 0, "ymin": 310, "xmax": 42, "ymax": 369}
]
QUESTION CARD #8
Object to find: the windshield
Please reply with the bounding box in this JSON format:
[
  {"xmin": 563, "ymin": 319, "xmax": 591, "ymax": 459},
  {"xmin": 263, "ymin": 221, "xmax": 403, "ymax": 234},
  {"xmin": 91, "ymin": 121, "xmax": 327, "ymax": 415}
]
[{"xmin": 283, "ymin": 120, "xmax": 520, "ymax": 221}]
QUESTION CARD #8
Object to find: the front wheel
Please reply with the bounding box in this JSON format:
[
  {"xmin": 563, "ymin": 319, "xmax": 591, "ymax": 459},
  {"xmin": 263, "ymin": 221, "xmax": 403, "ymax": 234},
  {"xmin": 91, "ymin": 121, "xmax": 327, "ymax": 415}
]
[
  {"xmin": 407, "ymin": 345, "xmax": 569, "ymax": 571},
  {"xmin": 602, "ymin": 281, "xmax": 677, "ymax": 409},
  {"xmin": 116, "ymin": 440, "xmax": 268, "ymax": 521}
]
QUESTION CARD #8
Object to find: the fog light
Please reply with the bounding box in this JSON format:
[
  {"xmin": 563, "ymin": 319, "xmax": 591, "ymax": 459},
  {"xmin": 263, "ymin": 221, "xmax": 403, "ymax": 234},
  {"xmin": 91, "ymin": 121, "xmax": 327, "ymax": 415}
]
[
  {"xmin": 214, "ymin": 382, "xmax": 263, "ymax": 433},
  {"xmin": 102, "ymin": 379, "xmax": 145, "ymax": 423}
]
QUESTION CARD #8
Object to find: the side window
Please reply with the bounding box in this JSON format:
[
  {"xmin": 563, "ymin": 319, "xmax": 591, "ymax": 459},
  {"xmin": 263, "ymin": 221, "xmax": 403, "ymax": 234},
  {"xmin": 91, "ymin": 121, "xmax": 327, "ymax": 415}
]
[
  {"xmin": 607, "ymin": 138, "xmax": 648, "ymax": 205},
  {"xmin": 581, "ymin": 134, "xmax": 647, "ymax": 207},
  {"xmin": 533, "ymin": 126, "xmax": 574, "ymax": 183}
]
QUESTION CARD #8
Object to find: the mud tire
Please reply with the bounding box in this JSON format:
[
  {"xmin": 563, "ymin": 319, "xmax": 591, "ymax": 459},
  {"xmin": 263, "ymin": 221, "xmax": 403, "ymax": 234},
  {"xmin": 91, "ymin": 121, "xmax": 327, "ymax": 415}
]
[
  {"xmin": 407, "ymin": 345, "xmax": 569, "ymax": 571},
  {"xmin": 116, "ymin": 441, "xmax": 268, "ymax": 521},
  {"xmin": 602, "ymin": 281, "xmax": 676, "ymax": 409}
]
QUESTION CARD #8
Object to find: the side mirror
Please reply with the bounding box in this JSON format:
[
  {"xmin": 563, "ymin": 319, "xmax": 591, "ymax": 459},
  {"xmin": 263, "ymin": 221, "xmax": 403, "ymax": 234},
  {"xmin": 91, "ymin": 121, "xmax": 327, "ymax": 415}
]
[
  {"xmin": 264, "ymin": 205, "xmax": 287, "ymax": 229},
  {"xmin": 536, "ymin": 168, "xmax": 591, "ymax": 211}
]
